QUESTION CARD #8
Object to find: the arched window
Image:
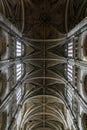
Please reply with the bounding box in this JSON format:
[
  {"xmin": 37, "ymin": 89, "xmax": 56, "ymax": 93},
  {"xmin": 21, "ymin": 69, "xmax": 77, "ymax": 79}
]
[
  {"xmin": 67, "ymin": 64, "xmax": 73, "ymax": 82},
  {"xmin": 15, "ymin": 63, "xmax": 25, "ymax": 104},
  {"xmin": 66, "ymin": 64, "xmax": 74, "ymax": 108},
  {"xmin": 66, "ymin": 85, "xmax": 73, "ymax": 108},
  {"xmin": 16, "ymin": 41, "xmax": 24, "ymax": 57},
  {"xmin": 16, "ymin": 63, "xmax": 24, "ymax": 81},
  {"xmin": 67, "ymin": 41, "xmax": 73, "ymax": 58},
  {"xmin": 16, "ymin": 87, "xmax": 22, "ymax": 104}
]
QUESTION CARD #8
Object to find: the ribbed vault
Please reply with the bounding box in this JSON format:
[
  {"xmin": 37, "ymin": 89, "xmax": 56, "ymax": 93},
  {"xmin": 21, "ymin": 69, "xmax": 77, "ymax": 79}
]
[
  {"xmin": 20, "ymin": 40, "xmax": 68, "ymax": 130},
  {"xmin": 0, "ymin": 0, "xmax": 87, "ymax": 130},
  {"xmin": 0, "ymin": 0, "xmax": 86, "ymax": 35}
]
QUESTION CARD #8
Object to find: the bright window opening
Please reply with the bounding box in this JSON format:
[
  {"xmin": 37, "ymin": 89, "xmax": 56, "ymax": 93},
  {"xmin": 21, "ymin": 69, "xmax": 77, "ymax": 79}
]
[
  {"xmin": 16, "ymin": 87, "xmax": 22, "ymax": 104},
  {"xmin": 67, "ymin": 87, "xmax": 73, "ymax": 107},
  {"xmin": 16, "ymin": 41, "xmax": 24, "ymax": 57},
  {"xmin": 16, "ymin": 41, "xmax": 22, "ymax": 57},
  {"xmin": 66, "ymin": 64, "xmax": 74, "ymax": 107},
  {"xmin": 67, "ymin": 64, "xmax": 73, "ymax": 82},
  {"xmin": 68, "ymin": 42, "xmax": 73, "ymax": 57},
  {"xmin": 16, "ymin": 64, "xmax": 22, "ymax": 81}
]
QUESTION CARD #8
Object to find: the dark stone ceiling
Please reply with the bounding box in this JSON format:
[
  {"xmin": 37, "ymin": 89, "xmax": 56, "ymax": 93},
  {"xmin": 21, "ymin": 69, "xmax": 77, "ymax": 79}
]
[
  {"xmin": 23, "ymin": 0, "xmax": 66, "ymax": 39},
  {"xmin": 0, "ymin": 0, "xmax": 86, "ymax": 39},
  {"xmin": 23, "ymin": 0, "xmax": 87, "ymax": 39},
  {"xmin": 0, "ymin": 0, "xmax": 87, "ymax": 130}
]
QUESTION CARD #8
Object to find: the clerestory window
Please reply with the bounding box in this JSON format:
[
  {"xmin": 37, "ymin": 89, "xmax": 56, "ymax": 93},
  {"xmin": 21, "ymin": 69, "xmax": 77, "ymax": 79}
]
[
  {"xmin": 16, "ymin": 41, "xmax": 24, "ymax": 57},
  {"xmin": 16, "ymin": 63, "xmax": 24, "ymax": 81},
  {"xmin": 67, "ymin": 64, "xmax": 73, "ymax": 82},
  {"xmin": 16, "ymin": 87, "xmax": 22, "ymax": 104},
  {"xmin": 68, "ymin": 42, "xmax": 73, "ymax": 58}
]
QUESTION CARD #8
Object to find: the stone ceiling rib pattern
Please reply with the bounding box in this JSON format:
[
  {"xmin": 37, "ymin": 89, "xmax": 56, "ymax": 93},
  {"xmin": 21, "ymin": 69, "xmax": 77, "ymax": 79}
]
[
  {"xmin": 21, "ymin": 41, "xmax": 68, "ymax": 130},
  {"xmin": 0, "ymin": 0, "xmax": 87, "ymax": 130},
  {"xmin": 0, "ymin": 0, "xmax": 86, "ymax": 35}
]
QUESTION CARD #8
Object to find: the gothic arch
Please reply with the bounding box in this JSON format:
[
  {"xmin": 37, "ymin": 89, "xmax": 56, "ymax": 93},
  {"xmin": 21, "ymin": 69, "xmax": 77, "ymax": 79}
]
[
  {"xmin": 0, "ymin": 73, "xmax": 7, "ymax": 102},
  {"xmin": 0, "ymin": 30, "xmax": 7, "ymax": 58},
  {"xmin": 83, "ymin": 75, "xmax": 87, "ymax": 96},
  {"xmin": 0, "ymin": 112, "xmax": 7, "ymax": 130},
  {"xmin": 83, "ymin": 34, "xmax": 87, "ymax": 57},
  {"xmin": 82, "ymin": 113, "xmax": 87, "ymax": 130}
]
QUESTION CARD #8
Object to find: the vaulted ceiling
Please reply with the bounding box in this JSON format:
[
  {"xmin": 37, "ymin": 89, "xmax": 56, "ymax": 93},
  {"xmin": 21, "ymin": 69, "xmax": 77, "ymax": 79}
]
[
  {"xmin": 0, "ymin": 0, "xmax": 87, "ymax": 130},
  {"xmin": 0, "ymin": 0, "xmax": 86, "ymax": 36}
]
